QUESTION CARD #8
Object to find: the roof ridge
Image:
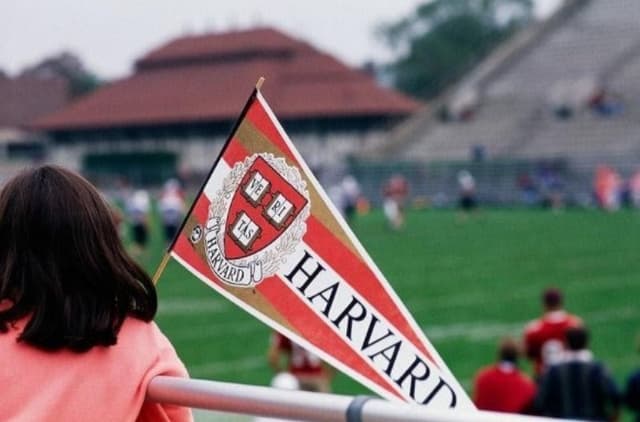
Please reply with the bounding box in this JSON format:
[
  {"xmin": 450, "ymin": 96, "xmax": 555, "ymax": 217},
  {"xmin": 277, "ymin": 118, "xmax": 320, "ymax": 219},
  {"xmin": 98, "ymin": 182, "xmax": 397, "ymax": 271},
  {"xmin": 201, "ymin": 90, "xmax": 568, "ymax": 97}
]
[{"xmin": 136, "ymin": 27, "xmax": 311, "ymax": 70}]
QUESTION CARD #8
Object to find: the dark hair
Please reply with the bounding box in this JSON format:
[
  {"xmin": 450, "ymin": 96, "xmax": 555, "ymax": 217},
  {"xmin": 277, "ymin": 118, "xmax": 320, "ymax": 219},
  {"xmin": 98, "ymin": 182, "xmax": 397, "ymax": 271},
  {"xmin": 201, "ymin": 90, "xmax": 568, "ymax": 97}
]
[
  {"xmin": 0, "ymin": 165, "xmax": 157, "ymax": 352},
  {"xmin": 498, "ymin": 338, "xmax": 520, "ymax": 364},
  {"xmin": 542, "ymin": 287, "xmax": 563, "ymax": 308},
  {"xmin": 566, "ymin": 326, "xmax": 589, "ymax": 351}
]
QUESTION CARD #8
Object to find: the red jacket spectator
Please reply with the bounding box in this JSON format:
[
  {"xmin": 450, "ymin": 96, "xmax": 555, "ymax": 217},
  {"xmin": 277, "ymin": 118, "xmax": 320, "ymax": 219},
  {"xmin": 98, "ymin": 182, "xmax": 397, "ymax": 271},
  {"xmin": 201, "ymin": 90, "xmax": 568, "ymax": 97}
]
[{"xmin": 474, "ymin": 339, "xmax": 536, "ymax": 413}]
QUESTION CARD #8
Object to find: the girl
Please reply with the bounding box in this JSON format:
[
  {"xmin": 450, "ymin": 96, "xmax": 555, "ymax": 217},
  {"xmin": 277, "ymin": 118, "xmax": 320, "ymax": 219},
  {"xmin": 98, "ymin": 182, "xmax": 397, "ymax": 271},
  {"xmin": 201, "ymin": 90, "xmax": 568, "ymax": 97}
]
[{"xmin": 0, "ymin": 165, "xmax": 192, "ymax": 421}]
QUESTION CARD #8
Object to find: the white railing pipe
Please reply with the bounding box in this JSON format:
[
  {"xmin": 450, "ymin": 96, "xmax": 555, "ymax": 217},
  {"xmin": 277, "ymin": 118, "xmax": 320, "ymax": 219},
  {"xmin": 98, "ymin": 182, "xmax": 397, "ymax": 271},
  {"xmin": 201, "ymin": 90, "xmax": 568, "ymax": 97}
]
[{"xmin": 147, "ymin": 376, "xmax": 574, "ymax": 422}]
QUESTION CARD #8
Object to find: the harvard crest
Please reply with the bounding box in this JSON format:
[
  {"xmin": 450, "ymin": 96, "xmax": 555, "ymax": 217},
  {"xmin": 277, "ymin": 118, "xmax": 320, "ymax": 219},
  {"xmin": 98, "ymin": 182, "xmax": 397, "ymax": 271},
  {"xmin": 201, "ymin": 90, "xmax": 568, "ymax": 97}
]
[{"xmin": 198, "ymin": 153, "xmax": 310, "ymax": 287}]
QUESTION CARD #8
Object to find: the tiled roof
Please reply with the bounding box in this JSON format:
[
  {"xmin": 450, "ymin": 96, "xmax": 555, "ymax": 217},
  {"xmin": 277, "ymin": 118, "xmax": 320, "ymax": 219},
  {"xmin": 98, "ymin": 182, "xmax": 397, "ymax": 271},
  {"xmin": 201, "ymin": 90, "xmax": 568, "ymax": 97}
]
[
  {"xmin": 0, "ymin": 75, "xmax": 68, "ymax": 128},
  {"xmin": 35, "ymin": 28, "xmax": 421, "ymax": 131}
]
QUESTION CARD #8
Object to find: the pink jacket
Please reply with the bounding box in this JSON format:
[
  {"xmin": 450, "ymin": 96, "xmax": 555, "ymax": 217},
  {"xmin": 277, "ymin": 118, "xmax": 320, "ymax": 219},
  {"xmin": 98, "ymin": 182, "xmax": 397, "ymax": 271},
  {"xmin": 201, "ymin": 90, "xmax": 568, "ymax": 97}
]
[{"xmin": 0, "ymin": 316, "xmax": 193, "ymax": 421}]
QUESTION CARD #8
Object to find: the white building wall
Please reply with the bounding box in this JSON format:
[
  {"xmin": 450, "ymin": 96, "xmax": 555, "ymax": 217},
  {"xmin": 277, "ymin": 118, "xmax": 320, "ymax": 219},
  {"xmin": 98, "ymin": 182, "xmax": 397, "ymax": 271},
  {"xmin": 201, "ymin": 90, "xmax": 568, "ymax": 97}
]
[
  {"xmin": 179, "ymin": 137, "xmax": 226, "ymax": 173},
  {"xmin": 49, "ymin": 143, "xmax": 84, "ymax": 171},
  {"xmin": 48, "ymin": 127, "xmax": 388, "ymax": 183}
]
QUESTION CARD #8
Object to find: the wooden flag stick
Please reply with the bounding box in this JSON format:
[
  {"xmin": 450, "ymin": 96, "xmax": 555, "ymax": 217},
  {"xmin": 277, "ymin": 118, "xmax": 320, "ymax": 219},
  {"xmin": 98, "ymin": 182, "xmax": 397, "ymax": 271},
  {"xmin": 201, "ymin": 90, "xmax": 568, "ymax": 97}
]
[
  {"xmin": 256, "ymin": 77, "xmax": 265, "ymax": 90},
  {"xmin": 152, "ymin": 253, "xmax": 172, "ymax": 285}
]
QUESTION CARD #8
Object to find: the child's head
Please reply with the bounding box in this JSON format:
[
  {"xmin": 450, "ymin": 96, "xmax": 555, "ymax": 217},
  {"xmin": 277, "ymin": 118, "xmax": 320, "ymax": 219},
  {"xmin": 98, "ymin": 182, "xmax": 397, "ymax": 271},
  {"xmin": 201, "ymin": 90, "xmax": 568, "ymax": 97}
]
[{"xmin": 0, "ymin": 165, "xmax": 157, "ymax": 352}]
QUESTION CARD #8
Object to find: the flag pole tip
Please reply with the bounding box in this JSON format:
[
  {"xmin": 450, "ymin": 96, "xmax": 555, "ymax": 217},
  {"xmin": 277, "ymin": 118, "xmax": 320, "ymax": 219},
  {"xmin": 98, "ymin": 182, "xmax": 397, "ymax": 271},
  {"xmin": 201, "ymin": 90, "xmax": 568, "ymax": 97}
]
[{"xmin": 256, "ymin": 77, "xmax": 265, "ymax": 90}]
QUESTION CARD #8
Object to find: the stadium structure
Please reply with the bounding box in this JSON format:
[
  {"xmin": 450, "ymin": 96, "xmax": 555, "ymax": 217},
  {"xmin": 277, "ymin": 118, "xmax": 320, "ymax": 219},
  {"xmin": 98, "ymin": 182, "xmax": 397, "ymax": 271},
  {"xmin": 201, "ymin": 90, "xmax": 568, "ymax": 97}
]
[
  {"xmin": 33, "ymin": 28, "xmax": 419, "ymax": 186},
  {"xmin": 357, "ymin": 0, "xmax": 640, "ymax": 206}
]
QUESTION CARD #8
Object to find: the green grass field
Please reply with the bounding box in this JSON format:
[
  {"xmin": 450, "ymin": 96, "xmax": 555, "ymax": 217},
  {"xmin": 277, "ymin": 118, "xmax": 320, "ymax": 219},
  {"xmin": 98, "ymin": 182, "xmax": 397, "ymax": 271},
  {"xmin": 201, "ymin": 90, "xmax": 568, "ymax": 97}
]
[{"xmin": 143, "ymin": 208, "xmax": 640, "ymax": 403}]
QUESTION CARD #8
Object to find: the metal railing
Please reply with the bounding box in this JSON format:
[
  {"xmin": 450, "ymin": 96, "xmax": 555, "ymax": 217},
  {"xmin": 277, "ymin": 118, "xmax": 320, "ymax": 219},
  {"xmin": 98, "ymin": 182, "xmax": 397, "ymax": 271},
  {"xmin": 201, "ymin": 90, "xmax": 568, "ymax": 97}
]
[{"xmin": 147, "ymin": 376, "xmax": 572, "ymax": 422}]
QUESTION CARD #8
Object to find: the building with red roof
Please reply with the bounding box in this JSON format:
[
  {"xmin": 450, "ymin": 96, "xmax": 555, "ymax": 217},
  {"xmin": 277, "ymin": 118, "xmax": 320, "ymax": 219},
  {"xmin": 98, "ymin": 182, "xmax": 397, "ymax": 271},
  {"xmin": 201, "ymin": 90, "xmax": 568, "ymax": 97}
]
[
  {"xmin": 35, "ymin": 27, "xmax": 420, "ymax": 184},
  {"xmin": 0, "ymin": 74, "xmax": 69, "ymax": 168},
  {"xmin": 1, "ymin": 74, "xmax": 68, "ymax": 130}
]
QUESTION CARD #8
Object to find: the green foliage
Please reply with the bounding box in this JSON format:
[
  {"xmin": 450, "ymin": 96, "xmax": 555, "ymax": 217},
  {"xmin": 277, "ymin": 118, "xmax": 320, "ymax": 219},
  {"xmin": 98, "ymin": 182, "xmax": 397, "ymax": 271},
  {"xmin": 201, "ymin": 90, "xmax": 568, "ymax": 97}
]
[
  {"xmin": 380, "ymin": 0, "xmax": 533, "ymax": 99},
  {"xmin": 67, "ymin": 73, "xmax": 101, "ymax": 98},
  {"xmin": 21, "ymin": 51, "xmax": 101, "ymax": 98}
]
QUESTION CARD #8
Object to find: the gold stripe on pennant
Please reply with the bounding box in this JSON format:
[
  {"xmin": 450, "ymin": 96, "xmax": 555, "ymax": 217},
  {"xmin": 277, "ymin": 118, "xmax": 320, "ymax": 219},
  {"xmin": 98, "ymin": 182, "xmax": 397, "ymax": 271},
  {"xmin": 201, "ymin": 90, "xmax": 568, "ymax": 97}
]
[
  {"xmin": 235, "ymin": 121, "xmax": 358, "ymax": 256},
  {"xmin": 182, "ymin": 214, "xmax": 295, "ymax": 332}
]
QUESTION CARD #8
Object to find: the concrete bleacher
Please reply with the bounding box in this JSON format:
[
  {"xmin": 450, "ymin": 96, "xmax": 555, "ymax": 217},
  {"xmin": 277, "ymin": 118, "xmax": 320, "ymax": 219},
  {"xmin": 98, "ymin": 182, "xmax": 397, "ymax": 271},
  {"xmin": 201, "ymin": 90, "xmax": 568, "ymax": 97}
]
[
  {"xmin": 490, "ymin": 0, "xmax": 640, "ymax": 97},
  {"xmin": 516, "ymin": 112, "xmax": 640, "ymax": 160},
  {"xmin": 399, "ymin": 97, "xmax": 541, "ymax": 161},
  {"xmin": 610, "ymin": 53, "xmax": 640, "ymax": 96},
  {"xmin": 368, "ymin": 0, "xmax": 640, "ymax": 167}
]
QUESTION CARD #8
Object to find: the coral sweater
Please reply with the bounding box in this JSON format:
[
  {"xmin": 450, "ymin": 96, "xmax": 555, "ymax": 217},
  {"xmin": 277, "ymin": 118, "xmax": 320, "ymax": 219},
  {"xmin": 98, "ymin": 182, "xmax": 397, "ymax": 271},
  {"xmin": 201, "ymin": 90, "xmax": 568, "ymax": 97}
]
[{"xmin": 0, "ymin": 317, "xmax": 193, "ymax": 422}]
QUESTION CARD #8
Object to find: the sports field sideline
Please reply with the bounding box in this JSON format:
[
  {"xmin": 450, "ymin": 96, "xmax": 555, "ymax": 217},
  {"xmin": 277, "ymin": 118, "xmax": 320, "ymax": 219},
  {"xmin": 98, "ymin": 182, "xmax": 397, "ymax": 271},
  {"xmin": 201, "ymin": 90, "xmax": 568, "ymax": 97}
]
[{"xmin": 141, "ymin": 208, "xmax": 640, "ymax": 409}]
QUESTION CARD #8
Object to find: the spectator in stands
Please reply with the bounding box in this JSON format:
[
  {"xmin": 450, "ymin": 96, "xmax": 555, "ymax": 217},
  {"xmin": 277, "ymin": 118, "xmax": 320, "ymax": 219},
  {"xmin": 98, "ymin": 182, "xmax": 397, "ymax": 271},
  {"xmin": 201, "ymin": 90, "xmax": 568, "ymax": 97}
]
[
  {"xmin": 588, "ymin": 88, "xmax": 624, "ymax": 117},
  {"xmin": 0, "ymin": 165, "xmax": 192, "ymax": 421},
  {"xmin": 535, "ymin": 326, "xmax": 620, "ymax": 420},
  {"xmin": 382, "ymin": 174, "xmax": 409, "ymax": 230},
  {"xmin": 267, "ymin": 331, "xmax": 333, "ymax": 393},
  {"xmin": 473, "ymin": 338, "xmax": 536, "ymax": 413},
  {"xmin": 523, "ymin": 287, "xmax": 582, "ymax": 377}
]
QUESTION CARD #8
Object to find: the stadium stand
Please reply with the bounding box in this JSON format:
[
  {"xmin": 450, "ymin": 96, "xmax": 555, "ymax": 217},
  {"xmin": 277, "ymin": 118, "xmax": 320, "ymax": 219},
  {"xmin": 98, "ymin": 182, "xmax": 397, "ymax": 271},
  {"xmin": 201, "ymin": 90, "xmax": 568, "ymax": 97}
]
[{"xmin": 357, "ymin": 0, "xmax": 640, "ymax": 206}]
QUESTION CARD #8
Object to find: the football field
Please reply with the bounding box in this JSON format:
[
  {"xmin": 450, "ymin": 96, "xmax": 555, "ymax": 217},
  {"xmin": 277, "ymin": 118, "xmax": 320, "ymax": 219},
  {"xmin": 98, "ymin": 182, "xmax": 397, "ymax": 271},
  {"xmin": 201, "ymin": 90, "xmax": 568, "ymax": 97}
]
[{"xmin": 144, "ymin": 208, "xmax": 640, "ymax": 407}]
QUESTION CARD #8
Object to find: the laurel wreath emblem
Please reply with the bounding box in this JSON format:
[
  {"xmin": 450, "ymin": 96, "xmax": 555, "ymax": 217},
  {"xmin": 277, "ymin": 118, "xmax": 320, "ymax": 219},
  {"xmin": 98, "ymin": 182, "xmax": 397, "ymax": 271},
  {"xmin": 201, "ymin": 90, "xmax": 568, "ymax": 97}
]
[{"xmin": 208, "ymin": 153, "xmax": 310, "ymax": 279}]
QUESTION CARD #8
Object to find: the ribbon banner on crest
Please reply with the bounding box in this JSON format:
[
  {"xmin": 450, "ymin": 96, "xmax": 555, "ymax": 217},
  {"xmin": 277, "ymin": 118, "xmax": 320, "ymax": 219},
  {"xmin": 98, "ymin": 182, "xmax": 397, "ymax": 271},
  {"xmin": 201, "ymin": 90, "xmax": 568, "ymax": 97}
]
[{"xmin": 156, "ymin": 80, "xmax": 475, "ymax": 411}]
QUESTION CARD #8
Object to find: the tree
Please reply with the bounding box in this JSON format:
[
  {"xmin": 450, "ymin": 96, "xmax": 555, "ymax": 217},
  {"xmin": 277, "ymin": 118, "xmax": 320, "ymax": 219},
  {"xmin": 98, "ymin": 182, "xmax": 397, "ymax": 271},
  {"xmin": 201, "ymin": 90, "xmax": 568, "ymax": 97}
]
[
  {"xmin": 21, "ymin": 52, "xmax": 101, "ymax": 99},
  {"xmin": 379, "ymin": 0, "xmax": 533, "ymax": 100}
]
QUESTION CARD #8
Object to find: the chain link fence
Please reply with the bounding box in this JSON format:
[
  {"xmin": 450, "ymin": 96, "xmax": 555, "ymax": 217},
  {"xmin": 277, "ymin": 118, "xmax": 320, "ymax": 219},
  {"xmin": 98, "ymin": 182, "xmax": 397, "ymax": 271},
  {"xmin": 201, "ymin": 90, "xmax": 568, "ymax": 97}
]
[{"xmin": 348, "ymin": 155, "xmax": 640, "ymax": 209}]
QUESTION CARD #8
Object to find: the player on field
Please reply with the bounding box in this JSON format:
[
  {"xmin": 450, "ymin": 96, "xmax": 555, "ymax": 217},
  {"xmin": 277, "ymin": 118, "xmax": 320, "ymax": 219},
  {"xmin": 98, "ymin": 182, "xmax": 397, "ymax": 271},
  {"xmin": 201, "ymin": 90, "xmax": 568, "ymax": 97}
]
[
  {"xmin": 457, "ymin": 169, "xmax": 478, "ymax": 217},
  {"xmin": 267, "ymin": 331, "xmax": 333, "ymax": 393},
  {"xmin": 126, "ymin": 188, "xmax": 151, "ymax": 257},
  {"xmin": 382, "ymin": 174, "xmax": 409, "ymax": 230},
  {"xmin": 523, "ymin": 287, "xmax": 582, "ymax": 377},
  {"xmin": 158, "ymin": 178, "xmax": 186, "ymax": 245}
]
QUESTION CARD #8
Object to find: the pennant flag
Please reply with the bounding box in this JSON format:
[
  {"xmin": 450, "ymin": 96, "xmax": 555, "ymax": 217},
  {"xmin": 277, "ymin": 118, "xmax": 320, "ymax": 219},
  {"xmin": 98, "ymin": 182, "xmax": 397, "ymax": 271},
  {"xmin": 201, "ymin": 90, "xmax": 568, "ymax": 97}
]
[{"xmin": 157, "ymin": 80, "xmax": 475, "ymax": 410}]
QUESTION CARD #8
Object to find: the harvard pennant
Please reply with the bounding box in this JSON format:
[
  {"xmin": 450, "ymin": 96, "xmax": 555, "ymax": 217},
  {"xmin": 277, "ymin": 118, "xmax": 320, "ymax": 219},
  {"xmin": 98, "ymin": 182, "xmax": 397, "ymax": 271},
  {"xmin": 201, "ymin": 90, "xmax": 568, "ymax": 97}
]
[{"xmin": 160, "ymin": 81, "xmax": 475, "ymax": 411}]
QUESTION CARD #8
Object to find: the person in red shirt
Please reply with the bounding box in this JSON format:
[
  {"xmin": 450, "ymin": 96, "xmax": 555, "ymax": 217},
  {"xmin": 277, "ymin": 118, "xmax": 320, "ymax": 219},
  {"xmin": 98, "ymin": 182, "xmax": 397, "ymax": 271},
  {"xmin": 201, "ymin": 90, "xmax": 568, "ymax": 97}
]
[
  {"xmin": 473, "ymin": 338, "xmax": 536, "ymax": 413},
  {"xmin": 267, "ymin": 332, "xmax": 333, "ymax": 392},
  {"xmin": 523, "ymin": 287, "xmax": 583, "ymax": 377}
]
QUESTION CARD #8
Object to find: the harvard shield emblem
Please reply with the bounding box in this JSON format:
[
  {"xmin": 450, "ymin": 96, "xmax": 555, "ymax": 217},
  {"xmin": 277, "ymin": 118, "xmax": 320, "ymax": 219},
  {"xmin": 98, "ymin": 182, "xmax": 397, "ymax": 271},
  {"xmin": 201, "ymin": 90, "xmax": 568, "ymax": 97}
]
[{"xmin": 201, "ymin": 153, "xmax": 310, "ymax": 287}]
